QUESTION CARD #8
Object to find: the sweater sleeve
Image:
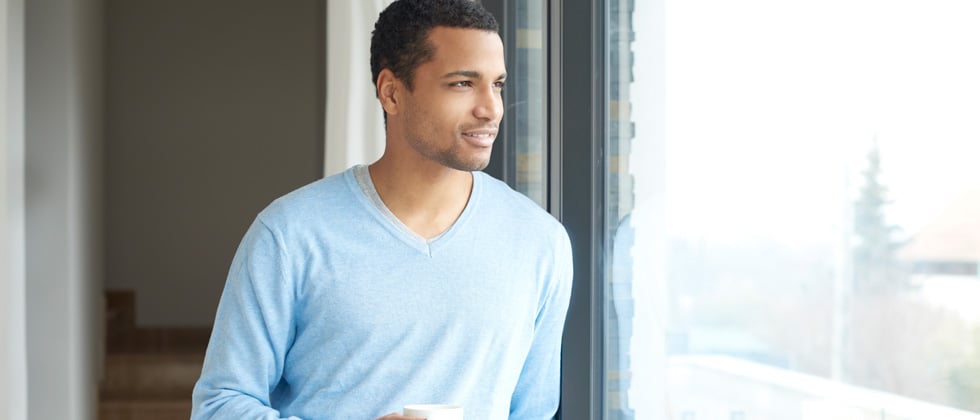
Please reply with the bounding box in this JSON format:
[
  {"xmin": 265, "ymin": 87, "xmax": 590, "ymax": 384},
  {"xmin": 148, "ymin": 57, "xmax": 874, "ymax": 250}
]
[
  {"xmin": 508, "ymin": 227, "xmax": 575, "ymax": 419},
  {"xmin": 191, "ymin": 218, "xmax": 303, "ymax": 420}
]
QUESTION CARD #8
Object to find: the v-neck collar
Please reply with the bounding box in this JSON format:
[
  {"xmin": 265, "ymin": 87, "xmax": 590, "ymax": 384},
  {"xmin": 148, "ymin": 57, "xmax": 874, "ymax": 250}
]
[{"xmin": 348, "ymin": 164, "xmax": 481, "ymax": 257}]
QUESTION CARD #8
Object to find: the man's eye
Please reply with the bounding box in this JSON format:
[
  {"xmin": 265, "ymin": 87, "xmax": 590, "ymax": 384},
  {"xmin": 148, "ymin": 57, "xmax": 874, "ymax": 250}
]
[
  {"xmin": 450, "ymin": 81, "xmax": 472, "ymax": 88},
  {"xmin": 493, "ymin": 81, "xmax": 506, "ymax": 89}
]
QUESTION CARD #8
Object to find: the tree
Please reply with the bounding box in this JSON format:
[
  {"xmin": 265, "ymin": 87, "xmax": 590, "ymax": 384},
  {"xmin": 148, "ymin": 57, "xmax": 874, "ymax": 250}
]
[
  {"xmin": 948, "ymin": 327, "xmax": 980, "ymax": 412},
  {"xmin": 852, "ymin": 138, "xmax": 905, "ymax": 293}
]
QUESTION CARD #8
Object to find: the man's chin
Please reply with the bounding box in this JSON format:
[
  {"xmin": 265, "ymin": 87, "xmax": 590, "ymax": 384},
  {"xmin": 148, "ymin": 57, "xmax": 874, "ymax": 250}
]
[
  {"xmin": 452, "ymin": 161, "xmax": 490, "ymax": 172},
  {"xmin": 439, "ymin": 153, "xmax": 491, "ymax": 172}
]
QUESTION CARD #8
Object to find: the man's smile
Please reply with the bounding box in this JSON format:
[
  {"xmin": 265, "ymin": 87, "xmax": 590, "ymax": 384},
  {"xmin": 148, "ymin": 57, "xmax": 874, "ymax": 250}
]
[{"xmin": 461, "ymin": 128, "xmax": 498, "ymax": 147}]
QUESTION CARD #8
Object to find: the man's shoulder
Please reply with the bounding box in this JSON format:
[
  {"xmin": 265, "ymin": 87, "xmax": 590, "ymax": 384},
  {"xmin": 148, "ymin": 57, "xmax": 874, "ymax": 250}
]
[
  {"xmin": 475, "ymin": 171, "xmax": 567, "ymax": 238},
  {"xmin": 256, "ymin": 169, "xmax": 359, "ymax": 227}
]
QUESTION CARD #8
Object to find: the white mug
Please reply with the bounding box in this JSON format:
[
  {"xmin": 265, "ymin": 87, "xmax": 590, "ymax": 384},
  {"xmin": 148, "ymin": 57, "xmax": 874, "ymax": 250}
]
[{"xmin": 403, "ymin": 404, "xmax": 463, "ymax": 420}]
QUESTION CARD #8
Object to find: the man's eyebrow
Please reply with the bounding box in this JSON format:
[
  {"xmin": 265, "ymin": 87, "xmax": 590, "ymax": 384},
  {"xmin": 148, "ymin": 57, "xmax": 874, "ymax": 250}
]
[{"xmin": 442, "ymin": 70, "xmax": 508, "ymax": 80}]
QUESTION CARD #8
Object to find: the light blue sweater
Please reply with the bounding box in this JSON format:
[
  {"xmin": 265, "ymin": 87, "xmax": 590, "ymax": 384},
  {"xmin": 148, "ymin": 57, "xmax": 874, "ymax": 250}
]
[{"xmin": 191, "ymin": 166, "xmax": 573, "ymax": 420}]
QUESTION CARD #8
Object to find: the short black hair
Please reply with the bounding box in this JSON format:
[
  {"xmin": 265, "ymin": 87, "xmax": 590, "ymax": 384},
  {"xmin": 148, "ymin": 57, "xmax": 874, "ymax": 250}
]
[{"xmin": 370, "ymin": 0, "xmax": 499, "ymax": 95}]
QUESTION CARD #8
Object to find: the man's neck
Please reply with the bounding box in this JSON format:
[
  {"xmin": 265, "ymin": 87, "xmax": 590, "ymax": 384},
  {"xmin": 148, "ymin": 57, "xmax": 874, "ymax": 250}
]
[{"xmin": 367, "ymin": 157, "xmax": 474, "ymax": 239}]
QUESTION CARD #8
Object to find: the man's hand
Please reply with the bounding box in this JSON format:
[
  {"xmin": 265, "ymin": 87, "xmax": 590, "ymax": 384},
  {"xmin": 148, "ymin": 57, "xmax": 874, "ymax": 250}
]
[{"xmin": 375, "ymin": 413, "xmax": 424, "ymax": 420}]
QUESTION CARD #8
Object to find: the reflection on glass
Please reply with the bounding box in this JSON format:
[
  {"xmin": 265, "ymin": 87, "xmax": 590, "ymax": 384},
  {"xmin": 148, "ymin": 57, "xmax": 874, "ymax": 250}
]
[
  {"xmin": 604, "ymin": 0, "xmax": 980, "ymax": 419},
  {"xmin": 513, "ymin": 0, "xmax": 547, "ymax": 207}
]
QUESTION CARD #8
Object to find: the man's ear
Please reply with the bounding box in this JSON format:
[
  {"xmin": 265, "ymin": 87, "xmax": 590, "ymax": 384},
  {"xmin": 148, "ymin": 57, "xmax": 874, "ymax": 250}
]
[{"xmin": 376, "ymin": 69, "xmax": 401, "ymax": 117}]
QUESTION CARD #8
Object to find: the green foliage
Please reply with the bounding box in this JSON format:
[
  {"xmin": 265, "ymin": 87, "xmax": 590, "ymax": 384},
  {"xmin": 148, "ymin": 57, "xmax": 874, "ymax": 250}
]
[{"xmin": 948, "ymin": 327, "xmax": 980, "ymax": 412}]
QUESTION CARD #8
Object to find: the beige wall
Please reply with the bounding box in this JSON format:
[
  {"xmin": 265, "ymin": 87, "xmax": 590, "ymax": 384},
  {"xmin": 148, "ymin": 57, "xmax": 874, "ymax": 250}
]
[
  {"xmin": 1, "ymin": 0, "xmax": 27, "ymax": 418},
  {"xmin": 104, "ymin": 0, "xmax": 324, "ymax": 327}
]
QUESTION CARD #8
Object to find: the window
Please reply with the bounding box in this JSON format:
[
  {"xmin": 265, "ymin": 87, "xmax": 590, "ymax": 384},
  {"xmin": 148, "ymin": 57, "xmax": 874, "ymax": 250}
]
[
  {"xmin": 483, "ymin": 0, "xmax": 549, "ymax": 208},
  {"xmin": 602, "ymin": 0, "xmax": 980, "ymax": 419}
]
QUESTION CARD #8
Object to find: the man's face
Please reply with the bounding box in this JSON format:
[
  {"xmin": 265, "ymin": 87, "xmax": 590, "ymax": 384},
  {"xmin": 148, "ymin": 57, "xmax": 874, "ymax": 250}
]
[{"xmin": 397, "ymin": 26, "xmax": 506, "ymax": 172}]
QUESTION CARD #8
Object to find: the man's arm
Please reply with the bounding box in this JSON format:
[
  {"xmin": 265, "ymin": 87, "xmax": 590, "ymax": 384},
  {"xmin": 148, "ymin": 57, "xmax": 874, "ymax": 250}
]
[
  {"xmin": 191, "ymin": 219, "xmax": 301, "ymax": 420},
  {"xmin": 509, "ymin": 229, "xmax": 575, "ymax": 419}
]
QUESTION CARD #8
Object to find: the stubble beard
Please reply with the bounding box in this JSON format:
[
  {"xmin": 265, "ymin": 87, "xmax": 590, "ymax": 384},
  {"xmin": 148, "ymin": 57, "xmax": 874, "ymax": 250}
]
[
  {"xmin": 405, "ymin": 124, "xmax": 493, "ymax": 172},
  {"xmin": 402, "ymin": 106, "xmax": 493, "ymax": 172},
  {"xmin": 425, "ymin": 139, "xmax": 492, "ymax": 172}
]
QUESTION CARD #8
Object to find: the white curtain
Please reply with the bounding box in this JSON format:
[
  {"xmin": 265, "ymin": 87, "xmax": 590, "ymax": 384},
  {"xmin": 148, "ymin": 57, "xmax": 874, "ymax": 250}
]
[{"xmin": 324, "ymin": 0, "xmax": 393, "ymax": 177}]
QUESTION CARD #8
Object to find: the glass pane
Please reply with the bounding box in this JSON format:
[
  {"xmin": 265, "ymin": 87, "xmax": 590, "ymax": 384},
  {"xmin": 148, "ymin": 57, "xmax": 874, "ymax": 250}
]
[
  {"xmin": 512, "ymin": 0, "xmax": 547, "ymax": 207},
  {"xmin": 604, "ymin": 0, "xmax": 980, "ymax": 419}
]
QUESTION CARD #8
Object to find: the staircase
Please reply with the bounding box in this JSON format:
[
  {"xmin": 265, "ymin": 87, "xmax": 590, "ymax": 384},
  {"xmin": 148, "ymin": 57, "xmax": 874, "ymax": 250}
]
[{"xmin": 101, "ymin": 290, "xmax": 210, "ymax": 420}]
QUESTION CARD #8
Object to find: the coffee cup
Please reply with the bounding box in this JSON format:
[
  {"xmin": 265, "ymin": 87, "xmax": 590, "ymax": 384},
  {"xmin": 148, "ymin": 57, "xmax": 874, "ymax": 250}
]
[{"xmin": 403, "ymin": 404, "xmax": 463, "ymax": 420}]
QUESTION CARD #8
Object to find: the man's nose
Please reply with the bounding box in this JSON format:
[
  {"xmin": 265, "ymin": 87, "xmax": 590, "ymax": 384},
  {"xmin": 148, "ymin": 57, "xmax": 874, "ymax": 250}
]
[{"xmin": 474, "ymin": 86, "xmax": 503, "ymax": 121}]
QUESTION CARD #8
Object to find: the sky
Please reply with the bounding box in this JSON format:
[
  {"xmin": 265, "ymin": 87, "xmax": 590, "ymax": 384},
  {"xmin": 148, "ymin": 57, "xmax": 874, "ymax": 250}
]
[{"xmin": 628, "ymin": 0, "xmax": 980, "ymax": 244}]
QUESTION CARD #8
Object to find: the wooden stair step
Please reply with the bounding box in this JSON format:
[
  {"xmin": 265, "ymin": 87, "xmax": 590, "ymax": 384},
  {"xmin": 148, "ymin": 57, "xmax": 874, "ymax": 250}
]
[
  {"xmin": 99, "ymin": 398, "xmax": 191, "ymax": 420},
  {"xmin": 100, "ymin": 353, "xmax": 204, "ymax": 399}
]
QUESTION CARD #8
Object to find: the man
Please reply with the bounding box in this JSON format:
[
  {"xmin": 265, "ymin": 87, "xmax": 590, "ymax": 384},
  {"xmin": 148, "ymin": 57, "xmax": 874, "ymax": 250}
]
[{"xmin": 191, "ymin": 1, "xmax": 573, "ymax": 419}]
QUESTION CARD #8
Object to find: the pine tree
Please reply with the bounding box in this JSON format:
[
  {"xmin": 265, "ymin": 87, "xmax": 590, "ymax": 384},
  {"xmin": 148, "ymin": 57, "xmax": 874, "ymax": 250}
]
[{"xmin": 853, "ymin": 139, "xmax": 904, "ymax": 293}]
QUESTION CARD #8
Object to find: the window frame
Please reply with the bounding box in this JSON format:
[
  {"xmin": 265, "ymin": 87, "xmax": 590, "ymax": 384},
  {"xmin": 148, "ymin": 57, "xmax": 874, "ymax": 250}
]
[
  {"xmin": 550, "ymin": 0, "xmax": 607, "ymax": 419},
  {"xmin": 484, "ymin": 0, "xmax": 607, "ymax": 418}
]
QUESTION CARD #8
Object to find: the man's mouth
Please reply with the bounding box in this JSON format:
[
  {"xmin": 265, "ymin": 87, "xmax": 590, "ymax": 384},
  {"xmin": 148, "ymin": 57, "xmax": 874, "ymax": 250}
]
[{"xmin": 461, "ymin": 129, "xmax": 497, "ymax": 147}]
